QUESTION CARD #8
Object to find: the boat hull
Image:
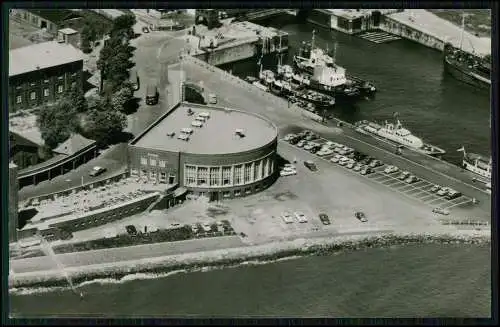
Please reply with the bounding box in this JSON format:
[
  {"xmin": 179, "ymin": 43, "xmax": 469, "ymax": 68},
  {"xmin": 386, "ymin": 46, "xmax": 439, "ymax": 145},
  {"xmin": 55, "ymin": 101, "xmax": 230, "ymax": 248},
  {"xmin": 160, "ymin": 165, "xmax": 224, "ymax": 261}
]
[
  {"xmin": 462, "ymin": 160, "xmax": 491, "ymax": 179},
  {"xmin": 444, "ymin": 57, "xmax": 490, "ymax": 91}
]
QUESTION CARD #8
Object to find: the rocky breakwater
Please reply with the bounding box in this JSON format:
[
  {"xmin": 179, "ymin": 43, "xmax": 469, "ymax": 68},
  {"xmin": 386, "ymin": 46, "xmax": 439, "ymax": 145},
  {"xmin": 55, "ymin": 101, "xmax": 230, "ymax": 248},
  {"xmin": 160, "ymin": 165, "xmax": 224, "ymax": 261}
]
[{"xmin": 10, "ymin": 228, "xmax": 490, "ymax": 289}]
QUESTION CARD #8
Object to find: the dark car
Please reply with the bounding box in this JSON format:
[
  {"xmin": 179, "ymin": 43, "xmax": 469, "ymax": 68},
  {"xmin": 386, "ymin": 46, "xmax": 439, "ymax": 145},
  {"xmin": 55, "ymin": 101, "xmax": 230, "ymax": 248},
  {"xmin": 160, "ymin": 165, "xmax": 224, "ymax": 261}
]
[
  {"xmin": 89, "ymin": 166, "xmax": 106, "ymax": 177},
  {"xmin": 445, "ymin": 191, "xmax": 462, "ymax": 200},
  {"xmin": 310, "ymin": 145, "xmax": 322, "ymax": 153},
  {"xmin": 125, "ymin": 225, "xmax": 138, "ymax": 236},
  {"xmin": 142, "ymin": 26, "xmax": 150, "ymax": 33},
  {"xmin": 145, "ymin": 84, "xmax": 159, "ymax": 105},
  {"xmin": 304, "ymin": 160, "xmax": 318, "ymax": 171},
  {"xmin": 355, "ymin": 211, "xmax": 367, "ymax": 222},
  {"xmin": 319, "ymin": 213, "xmax": 331, "ymax": 225}
]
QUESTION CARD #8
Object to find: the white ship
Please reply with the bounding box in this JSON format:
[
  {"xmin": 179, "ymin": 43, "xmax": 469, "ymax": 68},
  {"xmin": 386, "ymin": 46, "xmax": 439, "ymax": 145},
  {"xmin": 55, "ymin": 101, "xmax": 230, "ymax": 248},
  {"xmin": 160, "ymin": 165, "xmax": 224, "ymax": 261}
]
[
  {"xmin": 355, "ymin": 117, "xmax": 446, "ymax": 157},
  {"xmin": 457, "ymin": 146, "xmax": 491, "ymax": 180}
]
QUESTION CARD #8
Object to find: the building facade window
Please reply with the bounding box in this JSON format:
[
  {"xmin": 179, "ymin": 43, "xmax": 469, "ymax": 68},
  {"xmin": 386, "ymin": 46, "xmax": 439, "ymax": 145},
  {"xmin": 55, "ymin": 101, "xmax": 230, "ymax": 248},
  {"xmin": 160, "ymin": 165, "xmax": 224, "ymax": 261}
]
[
  {"xmin": 254, "ymin": 160, "xmax": 261, "ymax": 181},
  {"xmin": 140, "ymin": 157, "xmax": 148, "ymax": 165},
  {"xmin": 268, "ymin": 157, "xmax": 274, "ymax": 176},
  {"xmin": 149, "ymin": 171, "xmax": 157, "ymax": 180},
  {"xmin": 233, "ymin": 164, "xmax": 242, "ymax": 185},
  {"xmin": 169, "ymin": 173, "xmax": 176, "ymax": 184},
  {"xmin": 30, "ymin": 91, "xmax": 36, "ymax": 100},
  {"xmin": 223, "ymin": 191, "xmax": 231, "ymax": 198},
  {"xmin": 262, "ymin": 158, "xmax": 269, "ymax": 178},
  {"xmin": 245, "ymin": 187, "xmax": 252, "ymax": 194},
  {"xmin": 197, "ymin": 166, "xmax": 208, "ymax": 186},
  {"xmin": 44, "ymin": 88, "xmax": 49, "ymax": 97},
  {"xmin": 141, "ymin": 169, "xmax": 147, "ymax": 177},
  {"xmin": 234, "ymin": 190, "xmax": 241, "ymax": 197},
  {"xmin": 209, "ymin": 167, "xmax": 220, "ymax": 186},
  {"xmin": 149, "ymin": 158, "xmax": 156, "ymax": 166},
  {"xmin": 159, "ymin": 172, "xmax": 167, "ymax": 182},
  {"xmin": 159, "ymin": 160, "xmax": 166, "ymax": 168},
  {"xmin": 244, "ymin": 163, "xmax": 252, "ymax": 183},
  {"xmin": 185, "ymin": 165, "xmax": 196, "ymax": 185},
  {"xmin": 57, "ymin": 85, "xmax": 64, "ymax": 93},
  {"xmin": 222, "ymin": 166, "xmax": 232, "ymax": 186},
  {"xmin": 16, "ymin": 96, "xmax": 22, "ymax": 104}
]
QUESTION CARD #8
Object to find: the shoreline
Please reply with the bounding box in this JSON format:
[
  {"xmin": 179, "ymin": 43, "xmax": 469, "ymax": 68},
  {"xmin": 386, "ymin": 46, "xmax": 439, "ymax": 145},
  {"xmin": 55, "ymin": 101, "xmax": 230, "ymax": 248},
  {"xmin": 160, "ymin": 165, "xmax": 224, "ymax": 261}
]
[{"xmin": 9, "ymin": 229, "xmax": 490, "ymax": 290}]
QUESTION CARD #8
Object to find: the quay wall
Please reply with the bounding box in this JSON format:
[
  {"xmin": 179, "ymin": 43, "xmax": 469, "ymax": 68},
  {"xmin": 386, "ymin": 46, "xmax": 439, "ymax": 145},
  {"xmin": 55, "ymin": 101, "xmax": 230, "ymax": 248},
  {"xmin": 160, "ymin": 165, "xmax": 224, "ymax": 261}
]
[
  {"xmin": 380, "ymin": 16, "xmax": 445, "ymax": 52},
  {"xmin": 194, "ymin": 40, "xmax": 257, "ymax": 66}
]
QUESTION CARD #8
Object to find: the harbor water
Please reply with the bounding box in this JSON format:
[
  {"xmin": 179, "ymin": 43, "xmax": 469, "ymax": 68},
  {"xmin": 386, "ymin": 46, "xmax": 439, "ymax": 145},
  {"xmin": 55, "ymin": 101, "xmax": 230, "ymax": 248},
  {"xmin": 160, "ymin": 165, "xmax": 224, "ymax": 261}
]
[
  {"xmin": 10, "ymin": 243, "xmax": 490, "ymax": 317},
  {"xmin": 10, "ymin": 19, "xmax": 491, "ymax": 317},
  {"xmin": 220, "ymin": 20, "xmax": 491, "ymax": 164}
]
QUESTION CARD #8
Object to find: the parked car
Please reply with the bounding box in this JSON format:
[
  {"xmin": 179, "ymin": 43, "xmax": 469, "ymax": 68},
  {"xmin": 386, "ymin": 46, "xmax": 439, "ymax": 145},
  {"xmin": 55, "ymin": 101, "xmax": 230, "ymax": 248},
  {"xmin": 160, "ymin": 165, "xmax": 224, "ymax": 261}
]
[
  {"xmin": 142, "ymin": 26, "xmax": 150, "ymax": 33},
  {"xmin": 297, "ymin": 140, "xmax": 306, "ymax": 147},
  {"xmin": 89, "ymin": 166, "xmax": 106, "ymax": 177},
  {"xmin": 369, "ymin": 159, "xmax": 383, "ymax": 168},
  {"xmin": 398, "ymin": 171, "xmax": 411, "ymax": 180},
  {"xmin": 384, "ymin": 165, "xmax": 399, "ymax": 174},
  {"xmin": 191, "ymin": 223, "xmax": 199, "ymax": 233},
  {"xmin": 346, "ymin": 160, "xmax": 355, "ymax": 169},
  {"xmin": 339, "ymin": 157, "xmax": 349, "ymax": 166},
  {"xmin": 145, "ymin": 84, "xmax": 159, "ymax": 105},
  {"xmin": 280, "ymin": 168, "xmax": 297, "ymax": 177},
  {"xmin": 304, "ymin": 142, "xmax": 316, "ymax": 151},
  {"xmin": 432, "ymin": 207, "xmax": 450, "ymax": 215},
  {"xmin": 294, "ymin": 212, "xmax": 308, "ymax": 223},
  {"xmin": 445, "ymin": 190, "xmax": 462, "ymax": 200},
  {"xmin": 202, "ymin": 223, "xmax": 212, "ymax": 232},
  {"xmin": 353, "ymin": 164, "xmax": 362, "ymax": 172},
  {"xmin": 208, "ymin": 93, "xmax": 217, "ymax": 104},
  {"xmin": 281, "ymin": 212, "xmax": 294, "ymax": 224},
  {"xmin": 284, "ymin": 134, "xmax": 296, "ymax": 142},
  {"xmin": 317, "ymin": 148, "xmax": 334, "ymax": 157},
  {"xmin": 330, "ymin": 155, "xmax": 341, "ymax": 163},
  {"xmin": 318, "ymin": 213, "xmax": 331, "ymax": 225},
  {"xmin": 304, "ymin": 160, "xmax": 318, "ymax": 171},
  {"xmin": 284, "ymin": 163, "xmax": 296, "ymax": 169},
  {"xmin": 355, "ymin": 211, "xmax": 367, "ymax": 222},
  {"xmin": 405, "ymin": 175, "xmax": 419, "ymax": 184},
  {"xmin": 437, "ymin": 187, "xmax": 451, "ymax": 196},
  {"xmin": 360, "ymin": 166, "xmax": 373, "ymax": 175},
  {"xmin": 430, "ymin": 185, "xmax": 441, "ymax": 193},
  {"xmin": 125, "ymin": 225, "xmax": 138, "ymax": 236}
]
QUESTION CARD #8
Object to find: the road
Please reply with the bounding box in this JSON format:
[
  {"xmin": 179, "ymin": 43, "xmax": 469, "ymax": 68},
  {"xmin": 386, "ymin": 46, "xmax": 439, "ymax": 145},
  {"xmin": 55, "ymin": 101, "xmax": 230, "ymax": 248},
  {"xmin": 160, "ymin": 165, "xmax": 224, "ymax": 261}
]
[
  {"xmin": 174, "ymin": 58, "xmax": 490, "ymax": 221},
  {"xmin": 19, "ymin": 20, "xmax": 188, "ymax": 202},
  {"xmin": 11, "ymin": 236, "xmax": 245, "ymax": 274}
]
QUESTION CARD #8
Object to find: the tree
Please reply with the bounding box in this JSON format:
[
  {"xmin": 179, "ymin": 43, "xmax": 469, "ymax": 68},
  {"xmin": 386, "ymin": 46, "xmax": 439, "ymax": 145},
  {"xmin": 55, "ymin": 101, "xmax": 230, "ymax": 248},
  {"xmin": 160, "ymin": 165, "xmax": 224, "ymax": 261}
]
[
  {"xmin": 111, "ymin": 84, "xmax": 134, "ymax": 112},
  {"xmin": 68, "ymin": 85, "xmax": 87, "ymax": 113},
  {"xmin": 84, "ymin": 98, "xmax": 127, "ymax": 146},
  {"xmin": 37, "ymin": 99, "xmax": 79, "ymax": 149},
  {"xmin": 110, "ymin": 14, "xmax": 136, "ymax": 39}
]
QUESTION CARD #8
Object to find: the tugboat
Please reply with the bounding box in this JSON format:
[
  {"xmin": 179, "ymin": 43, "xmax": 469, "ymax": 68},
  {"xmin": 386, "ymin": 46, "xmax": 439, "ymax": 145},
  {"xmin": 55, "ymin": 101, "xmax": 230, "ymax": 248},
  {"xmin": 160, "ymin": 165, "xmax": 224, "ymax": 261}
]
[
  {"xmin": 354, "ymin": 113, "xmax": 446, "ymax": 157},
  {"xmin": 293, "ymin": 30, "xmax": 376, "ymax": 97},
  {"xmin": 457, "ymin": 146, "xmax": 491, "ymax": 180},
  {"xmin": 293, "ymin": 89, "xmax": 336, "ymax": 109},
  {"xmin": 443, "ymin": 13, "xmax": 491, "ymax": 90}
]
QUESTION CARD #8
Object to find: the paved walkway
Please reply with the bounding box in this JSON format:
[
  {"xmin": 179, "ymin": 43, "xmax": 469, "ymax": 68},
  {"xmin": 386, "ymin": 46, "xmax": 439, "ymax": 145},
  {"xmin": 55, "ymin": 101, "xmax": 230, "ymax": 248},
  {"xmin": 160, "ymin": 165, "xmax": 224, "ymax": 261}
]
[{"xmin": 387, "ymin": 9, "xmax": 491, "ymax": 56}]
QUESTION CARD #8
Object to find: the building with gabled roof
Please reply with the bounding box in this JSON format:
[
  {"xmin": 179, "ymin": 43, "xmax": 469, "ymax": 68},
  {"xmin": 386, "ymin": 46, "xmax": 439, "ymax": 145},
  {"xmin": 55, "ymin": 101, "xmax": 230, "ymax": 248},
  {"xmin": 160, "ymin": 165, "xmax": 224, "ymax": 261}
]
[{"xmin": 10, "ymin": 9, "xmax": 82, "ymax": 35}]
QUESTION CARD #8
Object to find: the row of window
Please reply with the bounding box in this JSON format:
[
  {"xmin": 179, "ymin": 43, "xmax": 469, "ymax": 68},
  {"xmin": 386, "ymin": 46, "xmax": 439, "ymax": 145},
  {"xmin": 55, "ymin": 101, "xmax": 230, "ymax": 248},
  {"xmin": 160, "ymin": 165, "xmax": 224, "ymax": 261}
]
[
  {"xmin": 15, "ymin": 85, "xmax": 71, "ymax": 104},
  {"xmin": 140, "ymin": 157, "xmax": 167, "ymax": 168},
  {"xmin": 184, "ymin": 156, "xmax": 275, "ymax": 188},
  {"xmin": 130, "ymin": 169, "xmax": 176, "ymax": 184},
  {"xmin": 195, "ymin": 183, "xmax": 266, "ymax": 199}
]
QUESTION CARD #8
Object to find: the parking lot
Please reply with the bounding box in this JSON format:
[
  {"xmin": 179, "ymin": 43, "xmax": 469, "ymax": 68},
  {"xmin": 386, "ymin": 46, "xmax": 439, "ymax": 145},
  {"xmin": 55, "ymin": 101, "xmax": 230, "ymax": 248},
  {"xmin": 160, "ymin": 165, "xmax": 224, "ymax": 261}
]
[{"xmin": 282, "ymin": 131, "xmax": 474, "ymax": 213}]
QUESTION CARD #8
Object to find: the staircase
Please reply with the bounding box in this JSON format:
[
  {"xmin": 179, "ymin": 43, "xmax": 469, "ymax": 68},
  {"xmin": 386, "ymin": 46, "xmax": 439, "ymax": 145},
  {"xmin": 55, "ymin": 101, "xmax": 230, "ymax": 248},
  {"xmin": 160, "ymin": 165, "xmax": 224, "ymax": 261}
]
[{"xmin": 357, "ymin": 30, "xmax": 402, "ymax": 44}]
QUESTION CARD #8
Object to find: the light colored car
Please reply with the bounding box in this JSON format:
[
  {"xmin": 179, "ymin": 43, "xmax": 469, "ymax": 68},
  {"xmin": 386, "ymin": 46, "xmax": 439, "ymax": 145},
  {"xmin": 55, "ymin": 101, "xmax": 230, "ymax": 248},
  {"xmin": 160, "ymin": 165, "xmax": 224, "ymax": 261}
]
[
  {"xmin": 339, "ymin": 157, "xmax": 349, "ymax": 166},
  {"xmin": 297, "ymin": 140, "xmax": 306, "ymax": 147},
  {"xmin": 281, "ymin": 212, "xmax": 294, "ymax": 224},
  {"xmin": 280, "ymin": 168, "xmax": 297, "ymax": 177},
  {"xmin": 353, "ymin": 164, "xmax": 362, "ymax": 172},
  {"xmin": 437, "ymin": 187, "xmax": 450, "ymax": 196},
  {"xmin": 369, "ymin": 160, "xmax": 382, "ymax": 168},
  {"xmin": 191, "ymin": 223, "xmax": 199, "ymax": 233},
  {"xmin": 294, "ymin": 212, "xmax": 308, "ymax": 223},
  {"xmin": 346, "ymin": 161, "xmax": 355, "ymax": 169},
  {"xmin": 284, "ymin": 164, "xmax": 296, "ymax": 169},
  {"xmin": 304, "ymin": 143, "xmax": 316, "ymax": 151},
  {"xmin": 384, "ymin": 165, "xmax": 399, "ymax": 174},
  {"xmin": 432, "ymin": 207, "xmax": 450, "ymax": 215},
  {"xmin": 208, "ymin": 93, "xmax": 217, "ymax": 104},
  {"xmin": 317, "ymin": 149, "xmax": 334, "ymax": 157},
  {"xmin": 430, "ymin": 185, "xmax": 441, "ymax": 193},
  {"xmin": 398, "ymin": 171, "xmax": 410, "ymax": 180},
  {"xmin": 330, "ymin": 155, "xmax": 341, "ymax": 163},
  {"xmin": 333, "ymin": 147, "xmax": 342, "ymax": 153},
  {"xmin": 284, "ymin": 134, "xmax": 296, "ymax": 141},
  {"xmin": 89, "ymin": 166, "xmax": 106, "ymax": 177}
]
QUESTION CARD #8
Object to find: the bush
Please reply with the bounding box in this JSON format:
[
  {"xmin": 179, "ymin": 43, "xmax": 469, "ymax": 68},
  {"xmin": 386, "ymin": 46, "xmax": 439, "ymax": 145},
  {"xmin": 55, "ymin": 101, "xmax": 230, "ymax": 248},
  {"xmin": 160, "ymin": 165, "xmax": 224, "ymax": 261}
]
[{"xmin": 37, "ymin": 99, "xmax": 79, "ymax": 149}]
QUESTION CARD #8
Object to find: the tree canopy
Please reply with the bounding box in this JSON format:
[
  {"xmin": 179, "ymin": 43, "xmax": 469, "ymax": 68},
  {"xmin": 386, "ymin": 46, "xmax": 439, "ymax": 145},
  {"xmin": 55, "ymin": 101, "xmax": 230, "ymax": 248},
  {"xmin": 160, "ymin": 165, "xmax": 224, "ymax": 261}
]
[
  {"xmin": 84, "ymin": 99, "xmax": 127, "ymax": 147},
  {"xmin": 37, "ymin": 99, "xmax": 79, "ymax": 149}
]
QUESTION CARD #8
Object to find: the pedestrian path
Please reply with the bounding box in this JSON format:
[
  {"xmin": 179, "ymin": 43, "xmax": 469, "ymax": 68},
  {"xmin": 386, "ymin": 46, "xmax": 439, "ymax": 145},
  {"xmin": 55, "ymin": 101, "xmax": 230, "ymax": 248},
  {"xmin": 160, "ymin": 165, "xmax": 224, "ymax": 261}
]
[{"xmin": 358, "ymin": 30, "xmax": 402, "ymax": 44}]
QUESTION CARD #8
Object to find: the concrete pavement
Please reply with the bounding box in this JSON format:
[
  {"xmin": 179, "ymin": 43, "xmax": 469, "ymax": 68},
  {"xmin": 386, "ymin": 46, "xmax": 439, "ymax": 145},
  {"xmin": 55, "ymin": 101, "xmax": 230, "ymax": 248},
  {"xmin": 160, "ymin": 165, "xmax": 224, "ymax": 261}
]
[{"xmin": 11, "ymin": 236, "xmax": 245, "ymax": 274}]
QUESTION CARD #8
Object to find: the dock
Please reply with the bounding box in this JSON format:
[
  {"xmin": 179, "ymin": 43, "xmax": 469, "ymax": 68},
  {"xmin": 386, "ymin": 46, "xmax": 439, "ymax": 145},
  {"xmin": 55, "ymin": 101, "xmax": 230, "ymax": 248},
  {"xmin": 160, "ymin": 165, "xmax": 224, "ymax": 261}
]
[
  {"xmin": 381, "ymin": 10, "xmax": 491, "ymax": 56},
  {"xmin": 171, "ymin": 55, "xmax": 491, "ymax": 218}
]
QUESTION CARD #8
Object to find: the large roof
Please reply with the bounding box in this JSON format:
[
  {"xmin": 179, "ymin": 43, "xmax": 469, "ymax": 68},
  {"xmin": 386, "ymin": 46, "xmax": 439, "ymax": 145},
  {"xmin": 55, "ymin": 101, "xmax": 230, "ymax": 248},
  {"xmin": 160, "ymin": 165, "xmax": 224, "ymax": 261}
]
[
  {"xmin": 53, "ymin": 133, "xmax": 96, "ymax": 155},
  {"xmin": 28, "ymin": 9, "xmax": 81, "ymax": 23},
  {"xmin": 131, "ymin": 102, "xmax": 278, "ymax": 155},
  {"xmin": 9, "ymin": 41, "xmax": 83, "ymax": 77}
]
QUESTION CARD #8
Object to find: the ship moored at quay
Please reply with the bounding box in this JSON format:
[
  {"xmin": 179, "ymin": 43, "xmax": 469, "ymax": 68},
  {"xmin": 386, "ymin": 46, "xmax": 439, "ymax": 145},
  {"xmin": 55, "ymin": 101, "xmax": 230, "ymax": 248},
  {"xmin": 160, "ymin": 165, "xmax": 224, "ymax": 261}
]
[{"xmin": 354, "ymin": 118, "xmax": 446, "ymax": 157}]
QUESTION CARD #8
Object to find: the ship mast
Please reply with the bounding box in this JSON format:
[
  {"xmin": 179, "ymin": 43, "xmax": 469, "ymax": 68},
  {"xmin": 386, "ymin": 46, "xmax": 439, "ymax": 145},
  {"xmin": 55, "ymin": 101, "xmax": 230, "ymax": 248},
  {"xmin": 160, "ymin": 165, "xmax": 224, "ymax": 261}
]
[
  {"xmin": 333, "ymin": 42, "xmax": 338, "ymax": 65},
  {"xmin": 311, "ymin": 29, "xmax": 316, "ymax": 50},
  {"xmin": 459, "ymin": 11, "xmax": 465, "ymax": 51}
]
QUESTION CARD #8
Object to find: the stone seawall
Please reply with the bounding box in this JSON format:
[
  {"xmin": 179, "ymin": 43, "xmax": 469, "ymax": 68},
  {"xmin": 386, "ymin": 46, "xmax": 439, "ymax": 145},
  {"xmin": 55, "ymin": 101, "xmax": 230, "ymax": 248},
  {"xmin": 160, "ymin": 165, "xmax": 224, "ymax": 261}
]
[
  {"xmin": 193, "ymin": 41, "xmax": 257, "ymax": 66},
  {"xmin": 9, "ymin": 229, "xmax": 490, "ymax": 289}
]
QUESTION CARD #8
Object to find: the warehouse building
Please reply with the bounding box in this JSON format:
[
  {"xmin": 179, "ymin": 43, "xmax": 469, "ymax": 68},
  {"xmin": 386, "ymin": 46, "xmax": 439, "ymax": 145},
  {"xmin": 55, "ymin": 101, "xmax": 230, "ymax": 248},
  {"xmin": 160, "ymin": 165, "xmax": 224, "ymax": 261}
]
[
  {"xmin": 128, "ymin": 102, "xmax": 279, "ymax": 201},
  {"xmin": 8, "ymin": 41, "xmax": 84, "ymax": 112}
]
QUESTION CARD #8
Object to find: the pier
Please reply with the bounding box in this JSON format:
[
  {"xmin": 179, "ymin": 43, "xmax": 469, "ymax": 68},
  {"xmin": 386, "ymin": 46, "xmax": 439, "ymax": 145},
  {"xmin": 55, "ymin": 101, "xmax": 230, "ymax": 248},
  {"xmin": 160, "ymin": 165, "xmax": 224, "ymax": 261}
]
[{"xmin": 381, "ymin": 9, "xmax": 491, "ymax": 56}]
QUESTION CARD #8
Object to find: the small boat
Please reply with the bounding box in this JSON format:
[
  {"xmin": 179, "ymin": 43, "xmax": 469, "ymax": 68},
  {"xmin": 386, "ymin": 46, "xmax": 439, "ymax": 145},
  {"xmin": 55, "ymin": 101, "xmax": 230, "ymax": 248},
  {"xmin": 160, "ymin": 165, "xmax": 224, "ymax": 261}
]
[{"xmin": 457, "ymin": 146, "xmax": 491, "ymax": 180}]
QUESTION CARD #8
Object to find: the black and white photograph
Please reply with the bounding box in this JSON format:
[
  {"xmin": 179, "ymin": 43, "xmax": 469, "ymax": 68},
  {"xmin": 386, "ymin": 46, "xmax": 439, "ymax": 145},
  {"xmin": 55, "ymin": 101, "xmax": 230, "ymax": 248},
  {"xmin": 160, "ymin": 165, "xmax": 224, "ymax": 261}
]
[{"xmin": 6, "ymin": 5, "xmax": 494, "ymax": 320}]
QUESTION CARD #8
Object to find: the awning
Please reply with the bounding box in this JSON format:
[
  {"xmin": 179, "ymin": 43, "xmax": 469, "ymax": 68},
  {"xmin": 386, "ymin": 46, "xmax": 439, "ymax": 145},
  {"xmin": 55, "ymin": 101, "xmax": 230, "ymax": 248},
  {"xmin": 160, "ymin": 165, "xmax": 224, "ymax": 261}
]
[{"xmin": 173, "ymin": 187, "xmax": 188, "ymax": 197}]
